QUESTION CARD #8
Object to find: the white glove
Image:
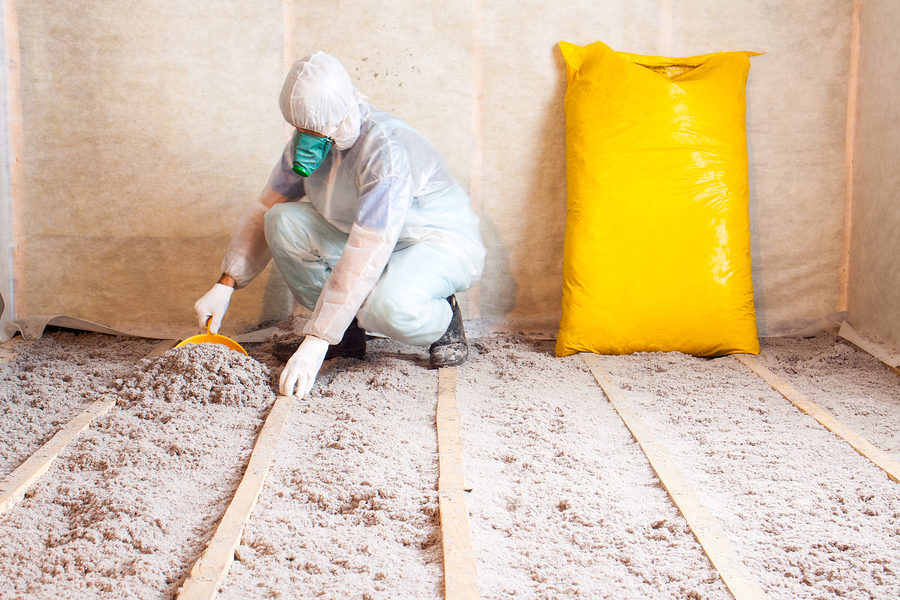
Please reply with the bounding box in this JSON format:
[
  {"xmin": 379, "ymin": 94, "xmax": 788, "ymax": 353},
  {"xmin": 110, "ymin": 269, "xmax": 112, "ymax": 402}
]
[
  {"xmin": 279, "ymin": 336, "xmax": 330, "ymax": 397},
  {"xmin": 194, "ymin": 283, "xmax": 234, "ymax": 334}
]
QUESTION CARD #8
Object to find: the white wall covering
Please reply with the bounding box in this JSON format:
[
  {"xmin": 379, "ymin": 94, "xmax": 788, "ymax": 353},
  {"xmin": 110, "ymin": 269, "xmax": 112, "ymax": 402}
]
[
  {"xmin": 848, "ymin": 0, "xmax": 900, "ymax": 352},
  {"xmin": 9, "ymin": 0, "xmax": 288, "ymax": 337},
  {"xmin": 1, "ymin": 0, "xmax": 855, "ymax": 338}
]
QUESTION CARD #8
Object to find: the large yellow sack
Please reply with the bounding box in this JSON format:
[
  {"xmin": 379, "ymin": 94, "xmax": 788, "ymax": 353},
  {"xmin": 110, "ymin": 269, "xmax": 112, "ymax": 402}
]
[{"xmin": 556, "ymin": 40, "xmax": 759, "ymax": 358}]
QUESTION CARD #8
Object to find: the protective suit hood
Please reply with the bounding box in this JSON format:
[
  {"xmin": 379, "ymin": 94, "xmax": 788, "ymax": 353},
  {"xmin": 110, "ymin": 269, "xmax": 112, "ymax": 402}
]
[{"xmin": 280, "ymin": 52, "xmax": 362, "ymax": 151}]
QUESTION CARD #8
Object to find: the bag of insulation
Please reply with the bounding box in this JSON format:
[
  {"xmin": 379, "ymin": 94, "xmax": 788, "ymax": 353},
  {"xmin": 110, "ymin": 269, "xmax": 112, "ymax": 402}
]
[{"xmin": 556, "ymin": 40, "xmax": 760, "ymax": 358}]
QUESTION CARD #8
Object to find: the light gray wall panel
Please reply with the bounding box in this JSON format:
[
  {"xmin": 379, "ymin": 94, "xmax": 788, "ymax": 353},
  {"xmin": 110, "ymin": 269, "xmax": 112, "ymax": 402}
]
[{"xmin": 6, "ymin": 0, "xmax": 857, "ymax": 338}]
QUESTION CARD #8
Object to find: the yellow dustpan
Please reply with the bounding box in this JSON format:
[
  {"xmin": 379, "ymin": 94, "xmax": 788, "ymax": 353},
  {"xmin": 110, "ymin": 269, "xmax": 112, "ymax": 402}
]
[{"xmin": 175, "ymin": 320, "xmax": 248, "ymax": 355}]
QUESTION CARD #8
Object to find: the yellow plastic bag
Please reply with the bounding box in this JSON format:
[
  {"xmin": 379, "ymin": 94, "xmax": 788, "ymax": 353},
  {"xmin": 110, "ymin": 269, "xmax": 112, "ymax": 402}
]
[{"xmin": 556, "ymin": 40, "xmax": 759, "ymax": 358}]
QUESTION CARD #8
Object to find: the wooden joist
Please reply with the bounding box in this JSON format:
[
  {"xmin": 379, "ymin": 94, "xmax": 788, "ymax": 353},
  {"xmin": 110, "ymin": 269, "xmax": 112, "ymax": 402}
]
[
  {"xmin": 3, "ymin": 334, "xmax": 293, "ymax": 598},
  {"xmin": 734, "ymin": 353, "xmax": 900, "ymax": 483},
  {"xmin": 436, "ymin": 368, "xmax": 481, "ymax": 600},
  {"xmin": 583, "ymin": 354, "xmax": 769, "ymax": 600},
  {"xmin": 0, "ymin": 398, "xmax": 116, "ymax": 515},
  {"xmin": 177, "ymin": 393, "xmax": 295, "ymax": 600},
  {"xmin": 0, "ymin": 337, "xmax": 182, "ymax": 517},
  {"xmin": 147, "ymin": 338, "xmax": 180, "ymax": 358},
  {"xmin": 838, "ymin": 321, "xmax": 900, "ymax": 371}
]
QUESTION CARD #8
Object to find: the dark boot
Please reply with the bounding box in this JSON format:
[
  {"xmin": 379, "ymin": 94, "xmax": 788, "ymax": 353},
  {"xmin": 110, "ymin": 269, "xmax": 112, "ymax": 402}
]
[
  {"xmin": 429, "ymin": 295, "xmax": 468, "ymax": 368},
  {"xmin": 272, "ymin": 317, "xmax": 366, "ymax": 363}
]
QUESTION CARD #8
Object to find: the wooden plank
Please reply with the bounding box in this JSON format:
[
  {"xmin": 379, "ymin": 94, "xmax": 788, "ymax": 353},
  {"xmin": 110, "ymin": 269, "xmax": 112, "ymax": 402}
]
[
  {"xmin": 734, "ymin": 353, "xmax": 900, "ymax": 483},
  {"xmin": 837, "ymin": 321, "xmax": 900, "ymax": 377},
  {"xmin": 0, "ymin": 399, "xmax": 116, "ymax": 515},
  {"xmin": 465, "ymin": 0, "xmax": 485, "ymax": 317},
  {"xmin": 436, "ymin": 368, "xmax": 481, "ymax": 600},
  {"xmin": 147, "ymin": 339, "xmax": 179, "ymax": 358},
  {"xmin": 583, "ymin": 354, "xmax": 769, "ymax": 600},
  {"xmin": 838, "ymin": 321, "xmax": 900, "ymax": 370},
  {"xmin": 838, "ymin": 0, "xmax": 864, "ymax": 311},
  {"xmin": 0, "ymin": 339, "xmax": 179, "ymax": 516},
  {"xmin": 177, "ymin": 394, "xmax": 294, "ymax": 600}
]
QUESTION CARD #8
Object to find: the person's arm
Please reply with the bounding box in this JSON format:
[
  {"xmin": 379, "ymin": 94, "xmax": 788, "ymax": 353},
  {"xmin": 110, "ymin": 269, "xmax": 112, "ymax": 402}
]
[
  {"xmin": 280, "ymin": 173, "xmax": 414, "ymax": 398},
  {"xmin": 280, "ymin": 130, "xmax": 416, "ymax": 398},
  {"xmin": 280, "ymin": 175, "xmax": 412, "ymax": 397},
  {"xmin": 303, "ymin": 175, "xmax": 412, "ymax": 343}
]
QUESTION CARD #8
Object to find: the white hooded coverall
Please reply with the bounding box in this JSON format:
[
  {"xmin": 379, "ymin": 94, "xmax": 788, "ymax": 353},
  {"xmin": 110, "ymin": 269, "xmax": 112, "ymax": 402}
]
[{"xmin": 220, "ymin": 52, "xmax": 485, "ymax": 347}]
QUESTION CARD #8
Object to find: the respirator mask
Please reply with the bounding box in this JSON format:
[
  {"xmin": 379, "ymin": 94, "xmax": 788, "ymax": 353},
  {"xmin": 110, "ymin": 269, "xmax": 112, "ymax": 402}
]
[{"xmin": 292, "ymin": 131, "xmax": 334, "ymax": 177}]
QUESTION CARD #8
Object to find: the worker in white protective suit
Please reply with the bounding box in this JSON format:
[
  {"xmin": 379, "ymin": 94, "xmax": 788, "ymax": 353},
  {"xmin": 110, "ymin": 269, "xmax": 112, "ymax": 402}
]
[{"xmin": 194, "ymin": 51, "xmax": 485, "ymax": 398}]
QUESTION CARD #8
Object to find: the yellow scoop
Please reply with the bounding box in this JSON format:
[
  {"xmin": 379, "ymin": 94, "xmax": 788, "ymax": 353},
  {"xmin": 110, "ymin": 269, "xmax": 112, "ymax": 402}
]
[{"xmin": 175, "ymin": 320, "xmax": 248, "ymax": 355}]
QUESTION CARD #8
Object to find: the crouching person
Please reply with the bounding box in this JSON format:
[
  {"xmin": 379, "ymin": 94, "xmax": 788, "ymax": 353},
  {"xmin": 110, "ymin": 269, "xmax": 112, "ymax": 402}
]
[{"xmin": 194, "ymin": 51, "xmax": 485, "ymax": 398}]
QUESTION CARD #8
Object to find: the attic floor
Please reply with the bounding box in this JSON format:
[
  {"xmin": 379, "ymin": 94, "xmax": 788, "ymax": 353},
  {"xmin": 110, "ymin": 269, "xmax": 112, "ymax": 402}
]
[{"xmin": 1, "ymin": 328, "xmax": 898, "ymax": 599}]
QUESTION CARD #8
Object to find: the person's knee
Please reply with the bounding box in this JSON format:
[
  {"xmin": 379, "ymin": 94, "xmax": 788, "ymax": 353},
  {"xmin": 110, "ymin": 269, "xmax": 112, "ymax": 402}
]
[
  {"xmin": 264, "ymin": 202, "xmax": 324, "ymax": 253},
  {"xmin": 263, "ymin": 203, "xmax": 293, "ymax": 247},
  {"xmin": 365, "ymin": 293, "xmax": 419, "ymax": 329},
  {"xmin": 359, "ymin": 291, "xmax": 450, "ymax": 346}
]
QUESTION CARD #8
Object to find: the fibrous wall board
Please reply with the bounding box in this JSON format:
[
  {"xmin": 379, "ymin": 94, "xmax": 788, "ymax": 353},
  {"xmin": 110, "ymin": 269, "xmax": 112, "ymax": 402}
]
[
  {"xmin": 9, "ymin": 0, "xmax": 289, "ymax": 336},
  {"xmin": 2, "ymin": 0, "xmax": 853, "ymax": 338}
]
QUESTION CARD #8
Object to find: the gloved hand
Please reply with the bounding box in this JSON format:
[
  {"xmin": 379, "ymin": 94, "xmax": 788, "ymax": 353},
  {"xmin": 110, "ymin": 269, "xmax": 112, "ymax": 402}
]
[
  {"xmin": 194, "ymin": 283, "xmax": 234, "ymax": 334},
  {"xmin": 279, "ymin": 335, "xmax": 330, "ymax": 397}
]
